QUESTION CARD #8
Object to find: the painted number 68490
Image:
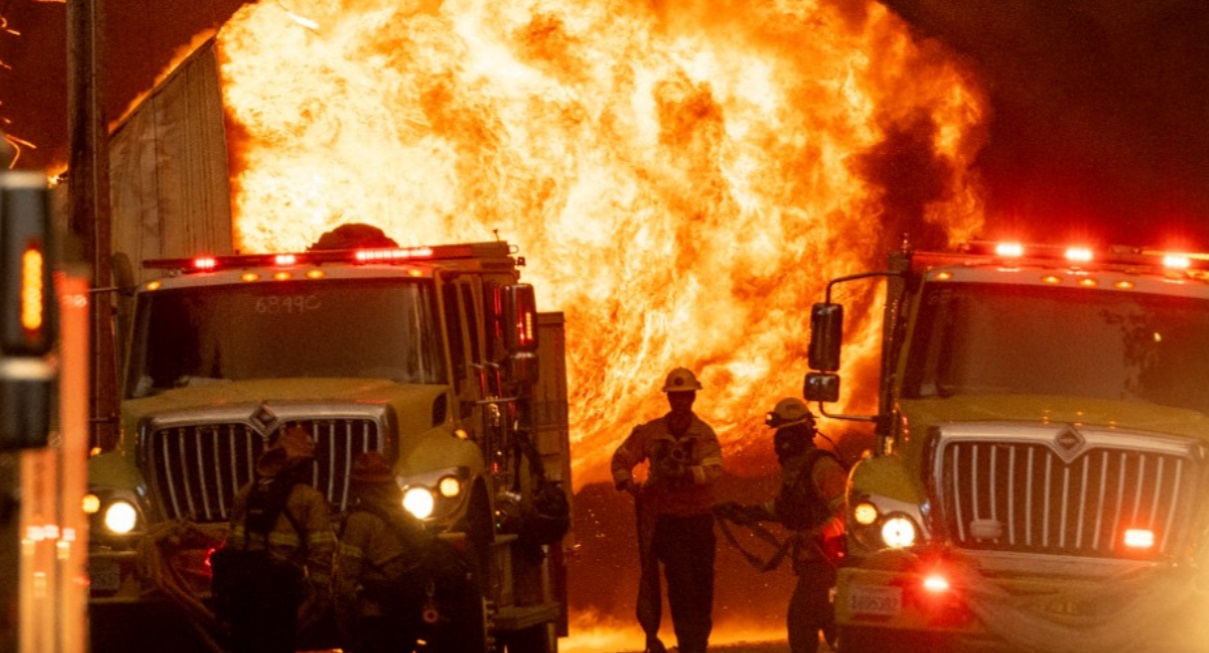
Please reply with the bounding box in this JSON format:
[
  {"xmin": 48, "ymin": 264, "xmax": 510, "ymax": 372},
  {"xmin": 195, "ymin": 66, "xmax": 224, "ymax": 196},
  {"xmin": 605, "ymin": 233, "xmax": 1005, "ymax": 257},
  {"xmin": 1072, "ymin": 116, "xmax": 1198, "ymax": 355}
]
[{"xmin": 255, "ymin": 294, "xmax": 321, "ymax": 314}]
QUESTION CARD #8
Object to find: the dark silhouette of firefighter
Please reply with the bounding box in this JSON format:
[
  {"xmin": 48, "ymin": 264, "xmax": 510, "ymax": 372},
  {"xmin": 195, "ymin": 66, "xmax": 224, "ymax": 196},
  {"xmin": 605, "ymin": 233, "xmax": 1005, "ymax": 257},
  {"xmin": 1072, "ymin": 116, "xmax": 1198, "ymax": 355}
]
[
  {"xmin": 334, "ymin": 451, "xmax": 431, "ymax": 653},
  {"xmin": 212, "ymin": 426, "xmax": 336, "ymax": 653},
  {"xmin": 335, "ymin": 451, "xmax": 476, "ymax": 653},
  {"xmin": 716, "ymin": 398, "xmax": 847, "ymax": 653},
  {"xmin": 612, "ymin": 367, "xmax": 724, "ymax": 653}
]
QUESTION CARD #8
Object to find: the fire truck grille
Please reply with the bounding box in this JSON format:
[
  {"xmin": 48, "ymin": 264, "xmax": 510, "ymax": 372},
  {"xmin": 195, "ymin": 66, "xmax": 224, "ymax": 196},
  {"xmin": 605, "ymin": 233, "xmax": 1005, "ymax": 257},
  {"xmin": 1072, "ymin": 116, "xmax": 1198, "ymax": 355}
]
[
  {"xmin": 145, "ymin": 420, "xmax": 384, "ymax": 523},
  {"xmin": 936, "ymin": 441, "xmax": 1201, "ymax": 558}
]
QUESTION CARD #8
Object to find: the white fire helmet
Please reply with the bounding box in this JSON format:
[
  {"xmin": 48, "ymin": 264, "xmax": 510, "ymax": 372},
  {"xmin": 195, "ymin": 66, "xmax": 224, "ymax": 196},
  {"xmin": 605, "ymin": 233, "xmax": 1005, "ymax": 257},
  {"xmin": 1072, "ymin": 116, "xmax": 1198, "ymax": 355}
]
[
  {"xmin": 661, "ymin": 367, "xmax": 703, "ymax": 393},
  {"xmin": 766, "ymin": 397, "xmax": 814, "ymax": 429}
]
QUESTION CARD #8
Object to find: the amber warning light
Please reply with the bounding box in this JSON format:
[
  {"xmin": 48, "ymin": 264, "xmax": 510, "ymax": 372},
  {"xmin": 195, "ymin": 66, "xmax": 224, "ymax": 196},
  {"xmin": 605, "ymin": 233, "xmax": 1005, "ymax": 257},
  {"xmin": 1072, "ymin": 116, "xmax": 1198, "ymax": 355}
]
[
  {"xmin": 20, "ymin": 243, "xmax": 43, "ymax": 332},
  {"xmin": 1, "ymin": 171, "xmax": 55, "ymax": 356}
]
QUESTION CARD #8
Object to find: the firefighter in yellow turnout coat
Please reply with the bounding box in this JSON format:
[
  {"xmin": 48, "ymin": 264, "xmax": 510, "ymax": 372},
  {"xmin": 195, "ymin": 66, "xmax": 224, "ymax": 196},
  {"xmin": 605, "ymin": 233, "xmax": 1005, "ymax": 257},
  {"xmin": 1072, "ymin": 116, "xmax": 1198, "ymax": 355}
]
[
  {"xmin": 613, "ymin": 368, "xmax": 724, "ymax": 653},
  {"xmin": 335, "ymin": 451, "xmax": 430, "ymax": 653},
  {"xmin": 220, "ymin": 426, "xmax": 337, "ymax": 653}
]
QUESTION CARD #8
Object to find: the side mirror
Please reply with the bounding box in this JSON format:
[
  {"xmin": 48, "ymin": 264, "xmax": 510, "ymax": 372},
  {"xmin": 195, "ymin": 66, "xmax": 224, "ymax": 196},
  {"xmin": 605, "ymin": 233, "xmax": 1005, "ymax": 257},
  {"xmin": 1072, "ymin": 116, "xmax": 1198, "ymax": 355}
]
[
  {"xmin": 503, "ymin": 284, "xmax": 539, "ymax": 384},
  {"xmin": 807, "ymin": 303, "xmax": 843, "ymax": 372},
  {"xmin": 803, "ymin": 372, "xmax": 840, "ymax": 403},
  {"xmin": 503, "ymin": 284, "xmax": 538, "ymax": 354}
]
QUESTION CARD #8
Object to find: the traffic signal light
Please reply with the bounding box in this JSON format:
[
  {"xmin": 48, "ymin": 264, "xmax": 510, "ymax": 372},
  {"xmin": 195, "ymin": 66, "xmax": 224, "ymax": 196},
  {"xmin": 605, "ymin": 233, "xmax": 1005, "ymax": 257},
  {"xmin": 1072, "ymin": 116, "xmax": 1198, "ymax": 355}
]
[{"xmin": 0, "ymin": 171, "xmax": 55, "ymax": 450}]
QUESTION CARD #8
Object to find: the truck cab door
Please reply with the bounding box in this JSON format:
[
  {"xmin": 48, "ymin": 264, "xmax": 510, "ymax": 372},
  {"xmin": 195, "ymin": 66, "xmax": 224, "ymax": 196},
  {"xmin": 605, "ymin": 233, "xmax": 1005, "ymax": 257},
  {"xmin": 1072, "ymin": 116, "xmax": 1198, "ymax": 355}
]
[{"xmin": 439, "ymin": 275, "xmax": 484, "ymax": 438}]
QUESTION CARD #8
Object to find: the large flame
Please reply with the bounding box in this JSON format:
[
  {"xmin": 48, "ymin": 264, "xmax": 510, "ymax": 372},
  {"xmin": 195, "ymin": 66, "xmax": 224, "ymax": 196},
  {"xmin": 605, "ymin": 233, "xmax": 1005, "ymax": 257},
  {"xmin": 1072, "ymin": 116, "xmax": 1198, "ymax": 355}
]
[{"xmin": 215, "ymin": 0, "xmax": 986, "ymax": 487}]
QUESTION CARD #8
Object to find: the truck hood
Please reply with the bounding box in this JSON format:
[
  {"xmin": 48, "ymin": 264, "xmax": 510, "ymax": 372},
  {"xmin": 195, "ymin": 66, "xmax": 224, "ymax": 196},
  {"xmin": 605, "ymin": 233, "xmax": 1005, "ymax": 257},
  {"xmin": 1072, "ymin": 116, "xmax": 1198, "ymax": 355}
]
[
  {"xmin": 899, "ymin": 394, "xmax": 1209, "ymax": 440},
  {"xmin": 124, "ymin": 377, "xmax": 445, "ymax": 407},
  {"xmin": 119, "ymin": 377, "xmax": 452, "ymax": 451}
]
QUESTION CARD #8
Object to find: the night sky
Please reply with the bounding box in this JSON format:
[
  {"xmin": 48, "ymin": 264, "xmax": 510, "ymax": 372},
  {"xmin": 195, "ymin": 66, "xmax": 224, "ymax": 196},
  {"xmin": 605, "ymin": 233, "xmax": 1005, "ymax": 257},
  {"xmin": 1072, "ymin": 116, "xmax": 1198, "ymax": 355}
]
[{"xmin": 881, "ymin": 0, "xmax": 1209, "ymax": 249}]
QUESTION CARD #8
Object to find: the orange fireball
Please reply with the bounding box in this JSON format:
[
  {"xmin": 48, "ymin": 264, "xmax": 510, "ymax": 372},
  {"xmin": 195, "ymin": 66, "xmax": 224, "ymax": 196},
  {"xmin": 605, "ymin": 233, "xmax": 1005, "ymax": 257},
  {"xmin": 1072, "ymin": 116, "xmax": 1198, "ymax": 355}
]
[{"xmin": 215, "ymin": 0, "xmax": 987, "ymax": 488}]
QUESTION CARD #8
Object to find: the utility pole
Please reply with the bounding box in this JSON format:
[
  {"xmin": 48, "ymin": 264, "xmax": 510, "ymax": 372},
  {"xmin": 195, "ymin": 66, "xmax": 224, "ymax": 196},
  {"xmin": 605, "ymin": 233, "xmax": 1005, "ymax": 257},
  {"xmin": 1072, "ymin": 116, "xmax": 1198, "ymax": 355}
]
[{"xmin": 66, "ymin": 0, "xmax": 118, "ymax": 449}]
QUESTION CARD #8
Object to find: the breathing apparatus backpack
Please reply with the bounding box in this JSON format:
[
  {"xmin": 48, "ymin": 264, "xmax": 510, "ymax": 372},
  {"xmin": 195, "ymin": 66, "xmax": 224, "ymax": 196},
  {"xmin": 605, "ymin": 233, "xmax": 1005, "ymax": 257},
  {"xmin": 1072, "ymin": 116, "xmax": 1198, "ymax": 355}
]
[
  {"xmin": 211, "ymin": 475, "xmax": 306, "ymax": 622},
  {"xmin": 774, "ymin": 448, "xmax": 842, "ymax": 532}
]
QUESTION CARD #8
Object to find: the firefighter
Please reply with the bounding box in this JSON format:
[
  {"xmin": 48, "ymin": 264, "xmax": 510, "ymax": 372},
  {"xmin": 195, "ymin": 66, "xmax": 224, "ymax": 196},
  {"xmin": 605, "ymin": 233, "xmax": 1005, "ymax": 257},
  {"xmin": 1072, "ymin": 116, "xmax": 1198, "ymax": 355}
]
[
  {"xmin": 219, "ymin": 426, "xmax": 337, "ymax": 653},
  {"xmin": 613, "ymin": 367, "xmax": 724, "ymax": 653},
  {"xmin": 717, "ymin": 398, "xmax": 847, "ymax": 653},
  {"xmin": 334, "ymin": 451, "xmax": 431, "ymax": 653}
]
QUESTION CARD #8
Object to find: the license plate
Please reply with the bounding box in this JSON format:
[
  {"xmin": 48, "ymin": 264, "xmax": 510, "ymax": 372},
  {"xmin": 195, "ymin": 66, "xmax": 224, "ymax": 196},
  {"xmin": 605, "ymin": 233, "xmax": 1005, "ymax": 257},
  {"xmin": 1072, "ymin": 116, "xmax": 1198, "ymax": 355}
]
[
  {"xmin": 89, "ymin": 560, "xmax": 121, "ymax": 592},
  {"xmin": 847, "ymin": 584, "xmax": 902, "ymax": 617}
]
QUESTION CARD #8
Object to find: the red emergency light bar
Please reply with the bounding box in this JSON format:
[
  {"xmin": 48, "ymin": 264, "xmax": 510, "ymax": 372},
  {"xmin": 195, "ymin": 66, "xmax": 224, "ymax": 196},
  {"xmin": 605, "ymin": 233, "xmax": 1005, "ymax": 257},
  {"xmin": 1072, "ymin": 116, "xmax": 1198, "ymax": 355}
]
[
  {"xmin": 958, "ymin": 241, "xmax": 1209, "ymax": 271},
  {"xmin": 143, "ymin": 241, "xmax": 512, "ymax": 273}
]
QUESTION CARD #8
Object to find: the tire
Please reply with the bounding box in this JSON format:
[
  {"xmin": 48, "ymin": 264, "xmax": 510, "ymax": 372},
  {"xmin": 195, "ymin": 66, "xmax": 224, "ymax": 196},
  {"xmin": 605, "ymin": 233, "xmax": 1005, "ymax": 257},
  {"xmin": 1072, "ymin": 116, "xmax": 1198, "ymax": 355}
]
[
  {"xmin": 427, "ymin": 563, "xmax": 496, "ymax": 653},
  {"xmin": 434, "ymin": 492, "xmax": 497, "ymax": 653},
  {"xmin": 499, "ymin": 622, "xmax": 556, "ymax": 653}
]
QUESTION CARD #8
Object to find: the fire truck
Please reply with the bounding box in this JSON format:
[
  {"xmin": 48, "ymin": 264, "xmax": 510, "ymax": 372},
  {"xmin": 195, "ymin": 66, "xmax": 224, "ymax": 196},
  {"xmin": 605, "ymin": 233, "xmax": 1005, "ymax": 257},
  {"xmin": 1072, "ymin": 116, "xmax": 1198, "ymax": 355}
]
[
  {"xmin": 85, "ymin": 228, "xmax": 572, "ymax": 653},
  {"xmin": 804, "ymin": 240, "xmax": 1209, "ymax": 653}
]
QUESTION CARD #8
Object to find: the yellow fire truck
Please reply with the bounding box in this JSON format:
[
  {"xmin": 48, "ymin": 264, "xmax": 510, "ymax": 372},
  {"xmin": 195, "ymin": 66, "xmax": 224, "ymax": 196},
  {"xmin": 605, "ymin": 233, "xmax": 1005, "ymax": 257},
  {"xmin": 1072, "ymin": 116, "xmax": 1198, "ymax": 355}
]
[
  {"xmin": 85, "ymin": 228, "xmax": 572, "ymax": 653},
  {"xmin": 805, "ymin": 240, "xmax": 1209, "ymax": 653}
]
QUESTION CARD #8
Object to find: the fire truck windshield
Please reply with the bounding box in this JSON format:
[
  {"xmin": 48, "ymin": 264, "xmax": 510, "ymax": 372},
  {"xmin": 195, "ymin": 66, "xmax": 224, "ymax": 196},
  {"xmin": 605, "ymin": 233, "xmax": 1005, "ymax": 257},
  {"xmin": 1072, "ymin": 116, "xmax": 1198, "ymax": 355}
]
[
  {"xmin": 125, "ymin": 278, "xmax": 447, "ymax": 398},
  {"xmin": 902, "ymin": 282, "xmax": 1209, "ymax": 414}
]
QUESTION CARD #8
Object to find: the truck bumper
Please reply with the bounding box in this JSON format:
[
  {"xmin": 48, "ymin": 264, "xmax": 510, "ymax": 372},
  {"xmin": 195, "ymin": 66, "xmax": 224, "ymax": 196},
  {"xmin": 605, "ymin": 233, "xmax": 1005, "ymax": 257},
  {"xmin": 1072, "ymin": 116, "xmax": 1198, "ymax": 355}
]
[{"xmin": 837, "ymin": 558, "xmax": 1209, "ymax": 652}]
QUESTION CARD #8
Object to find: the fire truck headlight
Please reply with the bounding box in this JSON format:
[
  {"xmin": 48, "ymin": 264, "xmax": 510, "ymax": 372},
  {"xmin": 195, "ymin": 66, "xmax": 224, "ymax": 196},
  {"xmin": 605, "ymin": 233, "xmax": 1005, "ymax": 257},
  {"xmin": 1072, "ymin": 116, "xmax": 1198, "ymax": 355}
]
[
  {"xmin": 853, "ymin": 501, "xmax": 879, "ymax": 526},
  {"xmin": 403, "ymin": 487, "xmax": 435, "ymax": 519},
  {"xmin": 103, "ymin": 500, "xmax": 139, "ymax": 534},
  {"xmin": 881, "ymin": 515, "xmax": 918, "ymax": 549},
  {"xmin": 437, "ymin": 475, "xmax": 462, "ymax": 499}
]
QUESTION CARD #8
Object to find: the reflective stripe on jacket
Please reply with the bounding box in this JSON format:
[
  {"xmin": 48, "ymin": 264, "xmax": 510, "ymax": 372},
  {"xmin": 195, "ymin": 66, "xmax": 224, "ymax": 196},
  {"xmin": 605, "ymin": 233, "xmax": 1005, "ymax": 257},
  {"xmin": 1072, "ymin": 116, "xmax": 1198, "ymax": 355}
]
[{"xmin": 228, "ymin": 481, "xmax": 337, "ymax": 588}]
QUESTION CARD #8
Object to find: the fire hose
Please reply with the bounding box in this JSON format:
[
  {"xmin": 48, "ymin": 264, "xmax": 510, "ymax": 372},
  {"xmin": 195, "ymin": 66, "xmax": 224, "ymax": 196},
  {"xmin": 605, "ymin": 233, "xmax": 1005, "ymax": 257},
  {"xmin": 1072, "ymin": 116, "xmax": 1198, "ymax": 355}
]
[
  {"xmin": 135, "ymin": 519, "xmax": 228, "ymax": 653},
  {"xmin": 715, "ymin": 506, "xmax": 841, "ymax": 574}
]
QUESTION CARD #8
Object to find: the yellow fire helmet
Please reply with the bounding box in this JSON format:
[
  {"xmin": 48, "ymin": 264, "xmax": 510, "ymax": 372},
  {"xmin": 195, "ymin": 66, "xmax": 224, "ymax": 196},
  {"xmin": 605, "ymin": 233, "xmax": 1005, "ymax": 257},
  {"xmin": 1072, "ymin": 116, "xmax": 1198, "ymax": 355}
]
[
  {"xmin": 661, "ymin": 367, "xmax": 703, "ymax": 393},
  {"xmin": 766, "ymin": 397, "xmax": 814, "ymax": 429}
]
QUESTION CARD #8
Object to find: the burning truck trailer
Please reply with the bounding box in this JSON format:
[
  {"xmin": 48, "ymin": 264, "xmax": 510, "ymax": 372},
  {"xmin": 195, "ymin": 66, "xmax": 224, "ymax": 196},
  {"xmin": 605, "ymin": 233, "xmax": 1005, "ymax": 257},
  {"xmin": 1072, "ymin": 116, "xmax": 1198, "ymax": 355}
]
[
  {"xmin": 804, "ymin": 240, "xmax": 1209, "ymax": 653},
  {"xmin": 85, "ymin": 233, "xmax": 573, "ymax": 653}
]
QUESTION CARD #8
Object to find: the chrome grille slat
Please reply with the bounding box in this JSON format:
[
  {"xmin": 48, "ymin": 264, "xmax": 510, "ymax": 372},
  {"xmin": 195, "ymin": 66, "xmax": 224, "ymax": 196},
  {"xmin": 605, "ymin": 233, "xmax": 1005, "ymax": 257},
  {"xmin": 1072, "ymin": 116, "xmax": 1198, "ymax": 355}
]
[
  {"xmin": 1083, "ymin": 457, "xmax": 1092, "ymax": 549},
  {"xmin": 1025, "ymin": 448, "xmax": 1035, "ymax": 546},
  {"xmin": 953, "ymin": 445, "xmax": 966, "ymax": 541},
  {"xmin": 1059, "ymin": 461, "xmax": 1070, "ymax": 548},
  {"xmin": 146, "ymin": 418, "xmax": 384, "ymax": 522},
  {"xmin": 1149, "ymin": 458, "xmax": 1164, "ymax": 530},
  {"xmin": 1007, "ymin": 447, "xmax": 1017, "ymax": 545},
  {"xmin": 938, "ymin": 436, "xmax": 1201, "ymax": 559},
  {"xmin": 1111, "ymin": 456, "xmax": 1126, "ymax": 553},
  {"xmin": 1161, "ymin": 461, "xmax": 1182, "ymax": 552},
  {"xmin": 1093, "ymin": 450, "xmax": 1107, "ymax": 550},
  {"xmin": 1042, "ymin": 452, "xmax": 1052, "ymax": 548}
]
